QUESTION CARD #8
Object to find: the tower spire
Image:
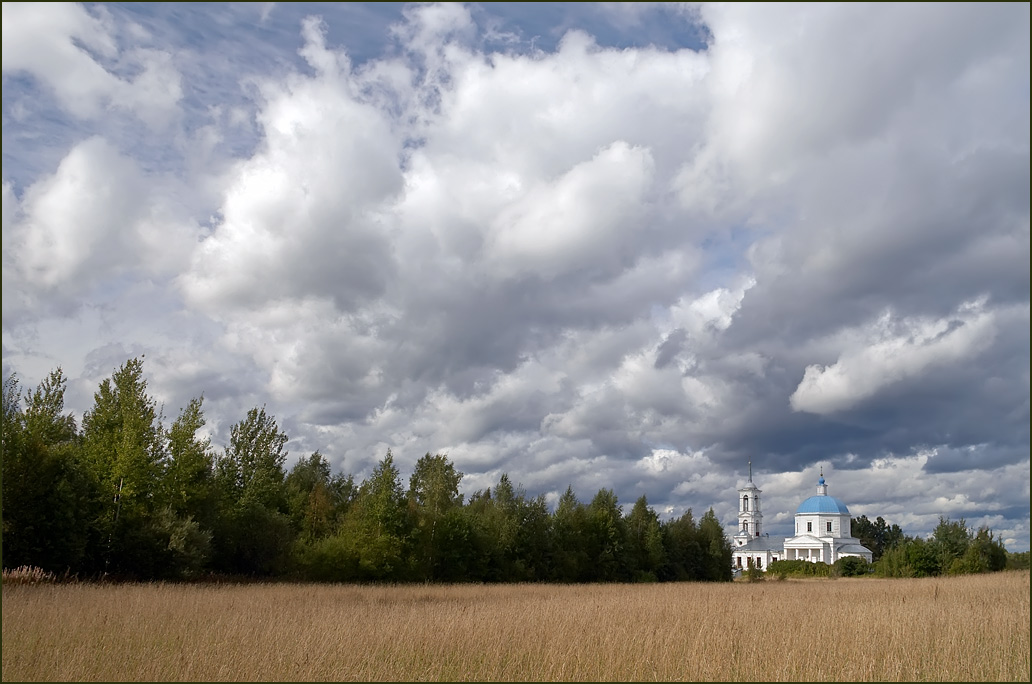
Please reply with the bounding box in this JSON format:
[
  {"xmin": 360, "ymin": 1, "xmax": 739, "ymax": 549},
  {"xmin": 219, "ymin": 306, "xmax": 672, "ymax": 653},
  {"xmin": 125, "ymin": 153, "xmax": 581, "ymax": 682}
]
[
  {"xmin": 816, "ymin": 465, "xmax": 828, "ymax": 495},
  {"xmin": 736, "ymin": 459, "xmax": 762, "ymax": 542}
]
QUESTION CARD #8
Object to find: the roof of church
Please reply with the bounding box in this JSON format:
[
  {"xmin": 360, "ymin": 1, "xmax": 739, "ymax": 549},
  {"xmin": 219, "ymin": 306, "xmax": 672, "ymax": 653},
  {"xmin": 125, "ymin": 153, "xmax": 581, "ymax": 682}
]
[
  {"xmin": 796, "ymin": 494, "xmax": 851, "ymax": 515},
  {"xmin": 836, "ymin": 543, "xmax": 873, "ymax": 555},
  {"xmin": 734, "ymin": 535, "xmax": 786, "ymax": 552}
]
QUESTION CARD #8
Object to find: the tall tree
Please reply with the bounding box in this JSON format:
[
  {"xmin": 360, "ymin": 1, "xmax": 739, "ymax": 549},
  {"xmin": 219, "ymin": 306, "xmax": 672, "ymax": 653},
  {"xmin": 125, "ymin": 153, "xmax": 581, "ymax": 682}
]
[
  {"xmin": 625, "ymin": 495, "xmax": 665, "ymax": 581},
  {"xmin": 468, "ymin": 475, "xmax": 520, "ymax": 581},
  {"xmin": 513, "ymin": 493, "xmax": 552, "ymax": 581},
  {"xmin": 550, "ymin": 486, "xmax": 590, "ymax": 582},
  {"xmin": 81, "ymin": 358, "xmax": 168, "ymax": 576},
  {"xmin": 697, "ymin": 508, "xmax": 733, "ymax": 582},
  {"xmin": 1, "ymin": 374, "xmax": 22, "ymax": 461},
  {"xmin": 953, "ymin": 526, "xmax": 1007, "ymax": 574},
  {"xmin": 286, "ymin": 451, "xmax": 355, "ymax": 543},
  {"xmin": 81, "ymin": 358, "xmax": 165, "ymax": 518},
  {"xmin": 341, "ymin": 449, "xmax": 411, "ymax": 580},
  {"xmin": 160, "ymin": 397, "xmax": 216, "ymax": 576},
  {"xmin": 163, "ymin": 397, "xmax": 215, "ymax": 520},
  {"xmin": 212, "ymin": 406, "xmax": 293, "ymax": 576},
  {"xmin": 931, "ymin": 516, "xmax": 971, "ymax": 575},
  {"xmin": 660, "ymin": 509, "xmax": 703, "ymax": 581},
  {"xmin": 851, "ymin": 514, "xmax": 904, "ymax": 561},
  {"xmin": 407, "ymin": 452, "xmax": 463, "ymax": 581},
  {"xmin": 587, "ymin": 488, "xmax": 628, "ymax": 582},
  {"xmin": 2, "ymin": 370, "xmax": 92, "ymax": 572},
  {"xmin": 216, "ymin": 406, "xmax": 289, "ymax": 511}
]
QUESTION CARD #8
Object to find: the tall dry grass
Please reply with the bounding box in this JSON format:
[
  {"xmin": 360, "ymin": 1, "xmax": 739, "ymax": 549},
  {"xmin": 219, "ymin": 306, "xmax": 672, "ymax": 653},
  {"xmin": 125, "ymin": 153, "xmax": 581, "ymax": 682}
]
[{"xmin": 2, "ymin": 571, "xmax": 1028, "ymax": 681}]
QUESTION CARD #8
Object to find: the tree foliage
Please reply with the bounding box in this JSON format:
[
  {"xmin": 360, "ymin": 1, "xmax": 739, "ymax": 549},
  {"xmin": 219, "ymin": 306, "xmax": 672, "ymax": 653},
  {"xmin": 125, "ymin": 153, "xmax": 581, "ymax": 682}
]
[
  {"xmin": 851, "ymin": 514, "xmax": 904, "ymax": 561},
  {"xmin": 2, "ymin": 371, "xmax": 92, "ymax": 573},
  {"xmin": 872, "ymin": 516, "xmax": 1008, "ymax": 578}
]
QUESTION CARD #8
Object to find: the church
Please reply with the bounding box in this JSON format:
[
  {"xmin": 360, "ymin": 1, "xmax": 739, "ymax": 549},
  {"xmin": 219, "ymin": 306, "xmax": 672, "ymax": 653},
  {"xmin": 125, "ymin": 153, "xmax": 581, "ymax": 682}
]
[{"xmin": 731, "ymin": 464, "xmax": 873, "ymax": 573}]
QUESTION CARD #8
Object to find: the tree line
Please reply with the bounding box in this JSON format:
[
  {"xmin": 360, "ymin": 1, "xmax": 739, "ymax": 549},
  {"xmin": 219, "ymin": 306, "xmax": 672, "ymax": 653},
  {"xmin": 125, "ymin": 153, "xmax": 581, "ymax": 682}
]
[
  {"xmin": 864, "ymin": 515, "xmax": 1011, "ymax": 577},
  {"xmin": 2, "ymin": 359, "xmax": 734, "ymax": 583}
]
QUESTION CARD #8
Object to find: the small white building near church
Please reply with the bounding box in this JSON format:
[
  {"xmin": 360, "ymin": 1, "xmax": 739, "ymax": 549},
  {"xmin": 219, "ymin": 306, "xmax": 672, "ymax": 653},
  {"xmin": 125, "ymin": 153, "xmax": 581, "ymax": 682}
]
[{"xmin": 731, "ymin": 466, "xmax": 873, "ymax": 573}]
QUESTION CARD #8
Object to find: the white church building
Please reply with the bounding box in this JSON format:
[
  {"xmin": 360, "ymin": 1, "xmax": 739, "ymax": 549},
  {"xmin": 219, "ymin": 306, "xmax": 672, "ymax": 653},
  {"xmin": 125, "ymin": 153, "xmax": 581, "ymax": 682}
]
[{"xmin": 731, "ymin": 464, "xmax": 873, "ymax": 573}]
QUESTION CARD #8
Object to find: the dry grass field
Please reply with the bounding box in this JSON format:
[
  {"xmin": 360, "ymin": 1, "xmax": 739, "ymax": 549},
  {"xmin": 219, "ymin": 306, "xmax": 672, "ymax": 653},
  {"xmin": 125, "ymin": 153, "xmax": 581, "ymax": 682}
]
[{"xmin": 2, "ymin": 570, "xmax": 1028, "ymax": 682}]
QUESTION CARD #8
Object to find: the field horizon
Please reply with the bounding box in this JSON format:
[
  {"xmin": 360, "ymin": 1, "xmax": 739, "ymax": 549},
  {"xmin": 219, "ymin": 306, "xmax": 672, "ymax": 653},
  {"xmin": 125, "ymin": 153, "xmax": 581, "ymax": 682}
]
[{"xmin": 3, "ymin": 570, "xmax": 1029, "ymax": 681}]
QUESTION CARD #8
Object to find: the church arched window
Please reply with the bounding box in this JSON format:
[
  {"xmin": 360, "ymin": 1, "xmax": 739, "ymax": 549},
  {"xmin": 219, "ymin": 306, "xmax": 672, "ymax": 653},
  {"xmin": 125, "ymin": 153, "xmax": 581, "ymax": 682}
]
[{"xmin": 743, "ymin": 495, "xmax": 749, "ymax": 511}]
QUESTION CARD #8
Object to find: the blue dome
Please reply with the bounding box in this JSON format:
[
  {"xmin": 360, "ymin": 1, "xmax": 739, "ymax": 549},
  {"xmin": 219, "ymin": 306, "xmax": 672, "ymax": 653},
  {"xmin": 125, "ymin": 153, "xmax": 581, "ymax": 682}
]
[{"xmin": 796, "ymin": 495, "xmax": 850, "ymax": 515}]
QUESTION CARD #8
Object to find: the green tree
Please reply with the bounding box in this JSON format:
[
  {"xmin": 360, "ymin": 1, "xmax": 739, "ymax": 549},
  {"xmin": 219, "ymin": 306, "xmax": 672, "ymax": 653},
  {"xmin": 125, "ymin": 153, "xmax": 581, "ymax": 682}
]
[
  {"xmin": 2, "ymin": 374, "xmax": 23, "ymax": 462},
  {"xmin": 931, "ymin": 516, "xmax": 970, "ymax": 575},
  {"xmin": 1005, "ymin": 551, "xmax": 1030, "ymax": 570},
  {"xmin": 586, "ymin": 488, "xmax": 628, "ymax": 582},
  {"xmin": 81, "ymin": 358, "xmax": 169, "ymax": 577},
  {"xmin": 163, "ymin": 397, "xmax": 215, "ymax": 521},
  {"xmin": 550, "ymin": 486, "xmax": 591, "ymax": 582},
  {"xmin": 212, "ymin": 407, "xmax": 293, "ymax": 576},
  {"xmin": 697, "ymin": 508, "xmax": 733, "ymax": 582},
  {"xmin": 160, "ymin": 397, "xmax": 216, "ymax": 576},
  {"xmin": 951, "ymin": 526, "xmax": 1007, "ymax": 575},
  {"xmin": 468, "ymin": 475, "xmax": 520, "ymax": 581},
  {"xmin": 81, "ymin": 358, "xmax": 165, "ymax": 516},
  {"xmin": 462, "ymin": 487, "xmax": 499, "ymax": 581},
  {"xmin": 660, "ymin": 509, "xmax": 703, "ymax": 581},
  {"xmin": 2, "ymin": 370, "xmax": 93, "ymax": 573},
  {"xmin": 875, "ymin": 536, "xmax": 939, "ymax": 577},
  {"xmin": 851, "ymin": 514, "xmax": 905, "ymax": 562},
  {"xmin": 407, "ymin": 452, "xmax": 463, "ymax": 581},
  {"xmin": 341, "ymin": 450, "xmax": 411, "ymax": 580},
  {"xmin": 512, "ymin": 493, "xmax": 552, "ymax": 581},
  {"xmin": 625, "ymin": 495, "xmax": 665, "ymax": 582},
  {"xmin": 216, "ymin": 406, "xmax": 289, "ymax": 511},
  {"xmin": 286, "ymin": 451, "xmax": 354, "ymax": 544},
  {"xmin": 289, "ymin": 453, "xmax": 358, "ymax": 582}
]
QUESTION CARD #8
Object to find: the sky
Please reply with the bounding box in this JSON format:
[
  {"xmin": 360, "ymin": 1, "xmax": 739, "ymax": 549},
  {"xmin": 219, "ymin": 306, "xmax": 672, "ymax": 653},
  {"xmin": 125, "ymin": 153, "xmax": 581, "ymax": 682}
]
[{"xmin": 3, "ymin": 2, "xmax": 1029, "ymax": 551}]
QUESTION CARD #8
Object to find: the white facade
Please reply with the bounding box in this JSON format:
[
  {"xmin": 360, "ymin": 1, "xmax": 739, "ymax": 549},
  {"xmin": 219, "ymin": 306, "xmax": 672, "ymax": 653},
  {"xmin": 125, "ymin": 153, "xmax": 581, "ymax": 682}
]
[
  {"xmin": 731, "ymin": 462, "xmax": 783, "ymax": 572},
  {"xmin": 732, "ymin": 470, "xmax": 873, "ymax": 573}
]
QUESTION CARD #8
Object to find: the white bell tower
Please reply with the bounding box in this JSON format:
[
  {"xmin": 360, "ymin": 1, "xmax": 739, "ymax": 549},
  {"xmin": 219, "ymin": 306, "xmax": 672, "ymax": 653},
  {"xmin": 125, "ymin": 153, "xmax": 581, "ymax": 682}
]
[{"xmin": 733, "ymin": 460, "xmax": 763, "ymax": 546}]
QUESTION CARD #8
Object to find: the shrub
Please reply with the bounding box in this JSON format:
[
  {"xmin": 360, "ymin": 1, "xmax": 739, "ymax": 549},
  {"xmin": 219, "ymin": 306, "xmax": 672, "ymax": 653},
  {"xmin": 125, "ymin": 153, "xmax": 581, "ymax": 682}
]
[
  {"xmin": 833, "ymin": 556, "xmax": 871, "ymax": 577},
  {"xmin": 1006, "ymin": 551, "xmax": 1030, "ymax": 570},
  {"xmin": 766, "ymin": 559, "xmax": 830, "ymax": 578}
]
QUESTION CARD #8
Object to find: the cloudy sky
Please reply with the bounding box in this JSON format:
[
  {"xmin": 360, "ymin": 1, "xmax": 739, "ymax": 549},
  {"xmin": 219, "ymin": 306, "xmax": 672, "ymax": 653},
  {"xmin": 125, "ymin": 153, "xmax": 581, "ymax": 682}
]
[{"xmin": 3, "ymin": 3, "xmax": 1029, "ymax": 550}]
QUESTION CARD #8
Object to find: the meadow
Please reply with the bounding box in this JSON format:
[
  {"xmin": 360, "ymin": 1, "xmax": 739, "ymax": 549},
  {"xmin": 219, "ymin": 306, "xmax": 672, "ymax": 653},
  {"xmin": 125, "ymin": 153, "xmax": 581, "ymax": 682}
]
[{"xmin": 2, "ymin": 570, "xmax": 1028, "ymax": 681}]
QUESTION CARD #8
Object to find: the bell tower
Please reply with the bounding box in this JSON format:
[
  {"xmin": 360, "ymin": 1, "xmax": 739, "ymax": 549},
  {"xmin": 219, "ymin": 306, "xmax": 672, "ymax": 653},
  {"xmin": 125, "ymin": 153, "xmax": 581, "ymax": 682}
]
[{"xmin": 733, "ymin": 459, "xmax": 763, "ymax": 546}]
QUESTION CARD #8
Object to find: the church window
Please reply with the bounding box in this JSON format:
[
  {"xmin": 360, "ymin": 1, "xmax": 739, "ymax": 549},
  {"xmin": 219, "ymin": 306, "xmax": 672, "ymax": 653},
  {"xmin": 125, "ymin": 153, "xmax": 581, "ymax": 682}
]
[
  {"xmin": 743, "ymin": 496, "xmax": 749, "ymax": 511},
  {"xmin": 827, "ymin": 521, "xmax": 833, "ymax": 533},
  {"xmin": 807, "ymin": 521, "xmax": 812, "ymax": 532},
  {"xmin": 757, "ymin": 558, "xmax": 762, "ymax": 568}
]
